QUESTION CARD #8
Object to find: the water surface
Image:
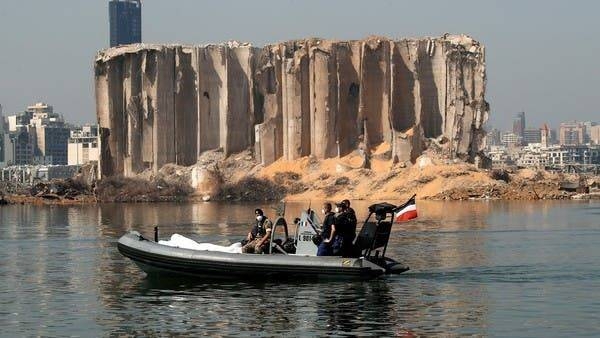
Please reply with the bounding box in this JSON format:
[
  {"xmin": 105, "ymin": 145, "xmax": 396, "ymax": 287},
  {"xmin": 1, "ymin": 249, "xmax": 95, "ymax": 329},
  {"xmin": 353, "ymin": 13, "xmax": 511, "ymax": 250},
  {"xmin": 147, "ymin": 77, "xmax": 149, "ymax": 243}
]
[{"xmin": 1, "ymin": 200, "xmax": 599, "ymax": 336}]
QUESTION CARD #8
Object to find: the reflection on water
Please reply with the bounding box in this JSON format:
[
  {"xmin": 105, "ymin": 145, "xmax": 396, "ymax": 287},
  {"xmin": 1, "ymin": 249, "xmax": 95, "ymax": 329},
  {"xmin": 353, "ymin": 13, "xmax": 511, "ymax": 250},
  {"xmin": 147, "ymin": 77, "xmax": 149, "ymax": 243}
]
[{"xmin": 1, "ymin": 200, "xmax": 600, "ymax": 336}]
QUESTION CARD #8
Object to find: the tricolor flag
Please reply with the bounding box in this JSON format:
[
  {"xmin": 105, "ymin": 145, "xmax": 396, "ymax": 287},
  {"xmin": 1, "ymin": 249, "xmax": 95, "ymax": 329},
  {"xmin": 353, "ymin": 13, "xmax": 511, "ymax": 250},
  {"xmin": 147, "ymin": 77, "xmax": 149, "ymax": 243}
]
[{"xmin": 394, "ymin": 195, "xmax": 418, "ymax": 222}]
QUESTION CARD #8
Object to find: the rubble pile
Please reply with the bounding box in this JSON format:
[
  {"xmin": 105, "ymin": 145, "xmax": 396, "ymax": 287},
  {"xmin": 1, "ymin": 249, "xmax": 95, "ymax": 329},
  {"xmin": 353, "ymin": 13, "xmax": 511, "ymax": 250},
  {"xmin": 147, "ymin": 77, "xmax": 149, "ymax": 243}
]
[
  {"xmin": 30, "ymin": 179, "xmax": 91, "ymax": 200},
  {"xmin": 95, "ymin": 174, "xmax": 192, "ymax": 202}
]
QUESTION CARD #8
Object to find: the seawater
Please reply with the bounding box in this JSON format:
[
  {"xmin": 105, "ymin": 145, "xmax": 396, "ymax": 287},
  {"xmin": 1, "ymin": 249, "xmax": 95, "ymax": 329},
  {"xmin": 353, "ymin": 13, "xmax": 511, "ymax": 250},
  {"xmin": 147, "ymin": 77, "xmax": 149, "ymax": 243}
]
[{"xmin": 1, "ymin": 200, "xmax": 599, "ymax": 337}]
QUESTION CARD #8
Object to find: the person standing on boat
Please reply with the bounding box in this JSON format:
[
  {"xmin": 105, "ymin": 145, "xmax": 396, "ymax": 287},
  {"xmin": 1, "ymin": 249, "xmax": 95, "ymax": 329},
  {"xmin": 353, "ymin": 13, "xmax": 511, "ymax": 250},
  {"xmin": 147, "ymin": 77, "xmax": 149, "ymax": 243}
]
[
  {"xmin": 341, "ymin": 199, "xmax": 358, "ymax": 257},
  {"xmin": 342, "ymin": 199, "xmax": 358, "ymax": 239},
  {"xmin": 242, "ymin": 208, "xmax": 273, "ymax": 254},
  {"xmin": 317, "ymin": 202, "xmax": 336, "ymax": 256},
  {"xmin": 327, "ymin": 202, "xmax": 356, "ymax": 256}
]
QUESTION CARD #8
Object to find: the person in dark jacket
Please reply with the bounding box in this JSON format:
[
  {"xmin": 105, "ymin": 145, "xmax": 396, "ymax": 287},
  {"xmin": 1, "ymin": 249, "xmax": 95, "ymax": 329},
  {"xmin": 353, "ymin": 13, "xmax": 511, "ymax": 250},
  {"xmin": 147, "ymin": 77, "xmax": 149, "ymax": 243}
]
[
  {"xmin": 326, "ymin": 201, "xmax": 357, "ymax": 256},
  {"xmin": 317, "ymin": 202, "xmax": 335, "ymax": 256},
  {"xmin": 342, "ymin": 199, "xmax": 357, "ymax": 240}
]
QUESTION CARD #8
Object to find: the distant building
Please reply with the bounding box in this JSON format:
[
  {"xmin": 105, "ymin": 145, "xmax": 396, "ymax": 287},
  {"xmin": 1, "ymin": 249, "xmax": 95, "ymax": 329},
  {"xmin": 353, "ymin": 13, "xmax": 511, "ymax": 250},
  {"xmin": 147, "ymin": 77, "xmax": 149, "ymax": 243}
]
[
  {"xmin": 501, "ymin": 132, "xmax": 521, "ymax": 147},
  {"xmin": 516, "ymin": 143, "xmax": 548, "ymax": 168},
  {"xmin": 549, "ymin": 128, "xmax": 558, "ymax": 145},
  {"xmin": 522, "ymin": 128, "xmax": 541, "ymax": 145},
  {"xmin": 35, "ymin": 126, "xmax": 70, "ymax": 165},
  {"xmin": 559, "ymin": 121, "xmax": 585, "ymax": 145},
  {"xmin": 1, "ymin": 133, "xmax": 13, "ymax": 167},
  {"xmin": 7, "ymin": 111, "xmax": 33, "ymax": 132},
  {"xmin": 1, "ymin": 165, "xmax": 80, "ymax": 184},
  {"xmin": 512, "ymin": 112, "xmax": 526, "ymax": 139},
  {"xmin": 583, "ymin": 121, "xmax": 597, "ymax": 144},
  {"xmin": 540, "ymin": 124, "xmax": 549, "ymax": 148},
  {"xmin": 487, "ymin": 146, "xmax": 513, "ymax": 167},
  {"xmin": 11, "ymin": 129, "xmax": 36, "ymax": 165},
  {"xmin": 4, "ymin": 103, "xmax": 70, "ymax": 165},
  {"xmin": 109, "ymin": 0, "xmax": 142, "ymax": 47},
  {"xmin": 0, "ymin": 104, "xmax": 3, "ymax": 132},
  {"xmin": 486, "ymin": 128, "xmax": 501, "ymax": 147},
  {"xmin": 591, "ymin": 125, "xmax": 600, "ymax": 145},
  {"xmin": 68, "ymin": 125, "xmax": 99, "ymax": 165},
  {"xmin": 546, "ymin": 145, "xmax": 600, "ymax": 166}
]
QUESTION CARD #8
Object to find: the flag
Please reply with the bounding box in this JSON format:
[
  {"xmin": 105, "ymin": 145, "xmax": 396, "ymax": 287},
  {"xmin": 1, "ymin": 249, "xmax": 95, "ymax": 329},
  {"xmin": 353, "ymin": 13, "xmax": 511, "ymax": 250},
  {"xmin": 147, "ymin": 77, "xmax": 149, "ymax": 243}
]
[{"xmin": 394, "ymin": 195, "xmax": 417, "ymax": 222}]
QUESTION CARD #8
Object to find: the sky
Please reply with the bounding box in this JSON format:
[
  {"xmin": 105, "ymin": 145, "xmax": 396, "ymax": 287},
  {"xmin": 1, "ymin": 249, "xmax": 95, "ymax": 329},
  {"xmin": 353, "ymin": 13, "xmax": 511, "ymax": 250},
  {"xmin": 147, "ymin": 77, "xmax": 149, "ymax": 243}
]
[{"xmin": 0, "ymin": 0, "xmax": 598, "ymax": 130}]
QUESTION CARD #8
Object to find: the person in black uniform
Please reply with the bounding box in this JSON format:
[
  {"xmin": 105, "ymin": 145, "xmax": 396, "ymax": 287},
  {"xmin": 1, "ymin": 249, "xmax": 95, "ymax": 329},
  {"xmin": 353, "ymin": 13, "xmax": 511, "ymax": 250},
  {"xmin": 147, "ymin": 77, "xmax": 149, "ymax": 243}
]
[
  {"xmin": 326, "ymin": 201, "xmax": 356, "ymax": 256},
  {"xmin": 317, "ymin": 202, "xmax": 335, "ymax": 256},
  {"xmin": 342, "ymin": 199, "xmax": 357, "ymax": 245}
]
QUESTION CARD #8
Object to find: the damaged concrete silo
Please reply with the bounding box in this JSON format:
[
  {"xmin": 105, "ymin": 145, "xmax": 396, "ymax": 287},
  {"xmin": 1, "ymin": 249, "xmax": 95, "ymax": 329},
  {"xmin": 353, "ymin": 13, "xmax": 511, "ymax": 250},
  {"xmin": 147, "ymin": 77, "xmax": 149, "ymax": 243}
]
[{"xmin": 94, "ymin": 35, "xmax": 488, "ymax": 177}]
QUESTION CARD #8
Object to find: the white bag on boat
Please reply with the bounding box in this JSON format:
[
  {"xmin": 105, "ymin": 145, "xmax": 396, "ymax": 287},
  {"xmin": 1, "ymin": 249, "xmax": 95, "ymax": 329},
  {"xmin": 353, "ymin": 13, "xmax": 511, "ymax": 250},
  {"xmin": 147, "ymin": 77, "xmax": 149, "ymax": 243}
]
[{"xmin": 159, "ymin": 234, "xmax": 242, "ymax": 253}]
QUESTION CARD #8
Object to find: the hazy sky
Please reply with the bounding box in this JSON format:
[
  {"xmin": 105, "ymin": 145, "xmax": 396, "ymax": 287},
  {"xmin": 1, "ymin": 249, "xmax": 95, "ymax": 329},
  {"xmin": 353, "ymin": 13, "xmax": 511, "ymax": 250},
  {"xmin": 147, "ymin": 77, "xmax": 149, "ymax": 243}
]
[{"xmin": 0, "ymin": 0, "xmax": 598, "ymax": 130}]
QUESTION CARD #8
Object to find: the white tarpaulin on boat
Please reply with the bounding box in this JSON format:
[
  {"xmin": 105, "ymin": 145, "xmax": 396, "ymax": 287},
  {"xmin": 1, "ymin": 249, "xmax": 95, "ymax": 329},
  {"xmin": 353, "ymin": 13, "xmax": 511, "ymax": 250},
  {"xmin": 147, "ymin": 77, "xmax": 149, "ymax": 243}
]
[{"xmin": 159, "ymin": 234, "xmax": 243, "ymax": 253}]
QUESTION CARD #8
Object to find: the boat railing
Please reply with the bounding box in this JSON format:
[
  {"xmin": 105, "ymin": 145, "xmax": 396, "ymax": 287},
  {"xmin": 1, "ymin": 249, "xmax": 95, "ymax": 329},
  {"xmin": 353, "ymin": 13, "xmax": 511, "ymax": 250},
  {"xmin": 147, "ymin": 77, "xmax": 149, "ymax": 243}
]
[{"xmin": 268, "ymin": 217, "xmax": 290, "ymax": 254}]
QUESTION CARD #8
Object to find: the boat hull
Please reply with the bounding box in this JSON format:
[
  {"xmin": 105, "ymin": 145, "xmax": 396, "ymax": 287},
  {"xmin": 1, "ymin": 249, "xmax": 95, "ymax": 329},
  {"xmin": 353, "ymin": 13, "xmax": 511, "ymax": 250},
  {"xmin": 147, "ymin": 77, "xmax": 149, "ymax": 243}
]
[{"xmin": 117, "ymin": 232, "xmax": 405, "ymax": 280}]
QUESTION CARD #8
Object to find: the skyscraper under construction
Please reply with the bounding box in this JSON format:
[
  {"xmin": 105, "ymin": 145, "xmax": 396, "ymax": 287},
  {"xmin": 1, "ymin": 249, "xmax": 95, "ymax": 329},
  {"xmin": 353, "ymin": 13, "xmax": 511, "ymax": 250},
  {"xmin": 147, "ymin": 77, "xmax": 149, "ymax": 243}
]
[{"xmin": 109, "ymin": 0, "xmax": 141, "ymax": 47}]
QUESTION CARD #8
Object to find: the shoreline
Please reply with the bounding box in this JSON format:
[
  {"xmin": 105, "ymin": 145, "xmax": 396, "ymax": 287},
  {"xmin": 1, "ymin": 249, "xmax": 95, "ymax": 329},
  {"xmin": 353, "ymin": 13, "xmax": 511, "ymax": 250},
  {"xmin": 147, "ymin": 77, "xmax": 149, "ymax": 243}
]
[
  {"xmin": 2, "ymin": 151, "xmax": 598, "ymax": 206},
  {"xmin": 2, "ymin": 189, "xmax": 599, "ymax": 206}
]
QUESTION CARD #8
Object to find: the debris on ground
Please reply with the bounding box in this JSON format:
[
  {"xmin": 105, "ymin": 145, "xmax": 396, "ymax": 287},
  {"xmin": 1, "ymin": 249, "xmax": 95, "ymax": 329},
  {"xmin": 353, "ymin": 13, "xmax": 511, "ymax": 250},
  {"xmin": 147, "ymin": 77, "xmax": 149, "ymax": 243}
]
[{"xmin": 1, "ymin": 147, "xmax": 597, "ymax": 204}]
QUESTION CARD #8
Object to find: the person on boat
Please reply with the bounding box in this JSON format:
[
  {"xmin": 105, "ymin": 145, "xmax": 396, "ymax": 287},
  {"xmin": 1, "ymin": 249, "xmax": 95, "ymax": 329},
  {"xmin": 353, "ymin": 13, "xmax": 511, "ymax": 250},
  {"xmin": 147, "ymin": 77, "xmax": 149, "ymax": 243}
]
[
  {"xmin": 342, "ymin": 199, "xmax": 357, "ymax": 240},
  {"xmin": 342, "ymin": 199, "xmax": 357, "ymax": 233},
  {"xmin": 316, "ymin": 202, "xmax": 336, "ymax": 256},
  {"xmin": 327, "ymin": 202, "xmax": 357, "ymax": 256},
  {"xmin": 242, "ymin": 208, "xmax": 273, "ymax": 254}
]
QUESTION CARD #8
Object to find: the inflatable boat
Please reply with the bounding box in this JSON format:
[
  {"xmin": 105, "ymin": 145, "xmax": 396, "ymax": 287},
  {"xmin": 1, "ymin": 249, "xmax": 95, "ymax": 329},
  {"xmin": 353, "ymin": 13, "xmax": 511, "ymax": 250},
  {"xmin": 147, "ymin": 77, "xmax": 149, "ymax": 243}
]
[{"xmin": 118, "ymin": 201, "xmax": 412, "ymax": 280}]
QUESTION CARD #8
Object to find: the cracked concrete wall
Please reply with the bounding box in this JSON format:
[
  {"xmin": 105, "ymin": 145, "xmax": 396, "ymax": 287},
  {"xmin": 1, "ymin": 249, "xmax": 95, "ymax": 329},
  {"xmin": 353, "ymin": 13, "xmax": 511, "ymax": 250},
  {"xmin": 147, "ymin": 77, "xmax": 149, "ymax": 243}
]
[
  {"xmin": 198, "ymin": 45, "xmax": 226, "ymax": 153},
  {"xmin": 174, "ymin": 46, "xmax": 197, "ymax": 166},
  {"xmin": 310, "ymin": 41, "xmax": 338, "ymax": 159},
  {"xmin": 335, "ymin": 41, "xmax": 361, "ymax": 157},
  {"xmin": 226, "ymin": 46, "xmax": 254, "ymax": 155},
  {"xmin": 95, "ymin": 35, "xmax": 488, "ymax": 177},
  {"xmin": 359, "ymin": 38, "xmax": 391, "ymax": 148},
  {"xmin": 281, "ymin": 41, "xmax": 311, "ymax": 160}
]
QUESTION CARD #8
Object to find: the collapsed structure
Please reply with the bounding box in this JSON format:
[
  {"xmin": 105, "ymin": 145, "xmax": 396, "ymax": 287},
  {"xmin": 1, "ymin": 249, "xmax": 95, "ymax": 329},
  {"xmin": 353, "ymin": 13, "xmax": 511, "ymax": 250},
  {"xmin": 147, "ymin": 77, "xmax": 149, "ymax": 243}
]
[{"xmin": 95, "ymin": 35, "xmax": 488, "ymax": 177}]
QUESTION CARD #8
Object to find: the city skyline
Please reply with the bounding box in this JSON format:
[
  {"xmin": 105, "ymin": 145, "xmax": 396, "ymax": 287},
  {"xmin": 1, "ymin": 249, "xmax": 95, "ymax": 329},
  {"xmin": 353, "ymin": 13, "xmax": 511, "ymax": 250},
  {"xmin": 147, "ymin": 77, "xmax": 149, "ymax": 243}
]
[{"xmin": 0, "ymin": 1, "xmax": 599, "ymax": 127}]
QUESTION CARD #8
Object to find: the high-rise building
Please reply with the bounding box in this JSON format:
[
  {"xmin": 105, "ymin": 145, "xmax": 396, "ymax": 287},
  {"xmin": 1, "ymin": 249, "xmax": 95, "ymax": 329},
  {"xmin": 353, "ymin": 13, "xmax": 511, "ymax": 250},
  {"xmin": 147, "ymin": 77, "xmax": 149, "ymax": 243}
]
[
  {"xmin": 4, "ymin": 103, "xmax": 70, "ymax": 165},
  {"xmin": 512, "ymin": 112, "xmax": 526, "ymax": 139},
  {"xmin": 109, "ymin": 0, "xmax": 142, "ymax": 47},
  {"xmin": 486, "ymin": 128, "xmax": 501, "ymax": 147},
  {"xmin": 583, "ymin": 121, "xmax": 597, "ymax": 143},
  {"xmin": 591, "ymin": 125, "xmax": 600, "ymax": 145},
  {"xmin": 522, "ymin": 128, "xmax": 542, "ymax": 145},
  {"xmin": 559, "ymin": 121, "xmax": 585, "ymax": 145},
  {"xmin": 540, "ymin": 124, "xmax": 549, "ymax": 148}
]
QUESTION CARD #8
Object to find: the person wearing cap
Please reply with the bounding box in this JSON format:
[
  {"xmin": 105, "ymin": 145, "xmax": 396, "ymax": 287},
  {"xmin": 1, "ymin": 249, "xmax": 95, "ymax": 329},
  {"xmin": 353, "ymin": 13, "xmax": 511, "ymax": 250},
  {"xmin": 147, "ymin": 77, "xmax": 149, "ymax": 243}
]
[{"xmin": 242, "ymin": 208, "xmax": 273, "ymax": 254}]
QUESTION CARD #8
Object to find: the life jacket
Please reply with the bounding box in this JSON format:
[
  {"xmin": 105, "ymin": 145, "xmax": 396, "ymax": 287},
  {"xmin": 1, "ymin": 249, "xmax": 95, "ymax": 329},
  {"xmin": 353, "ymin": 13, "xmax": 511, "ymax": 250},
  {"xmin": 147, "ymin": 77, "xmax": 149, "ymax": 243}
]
[{"xmin": 252, "ymin": 217, "xmax": 269, "ymax": 238}]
